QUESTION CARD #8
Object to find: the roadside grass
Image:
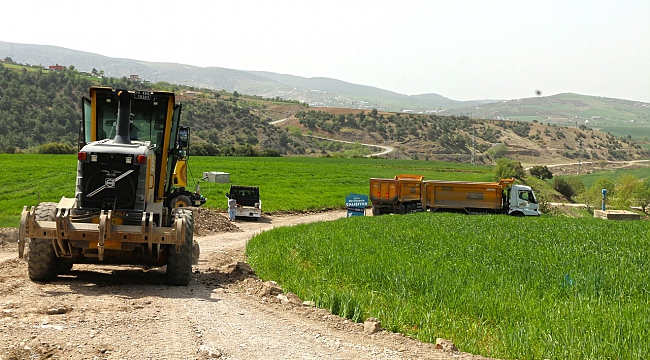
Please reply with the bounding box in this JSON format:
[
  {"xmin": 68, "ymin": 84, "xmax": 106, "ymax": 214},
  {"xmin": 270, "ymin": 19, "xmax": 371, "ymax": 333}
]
[
  {"xmin": 0, "ymin": 154, "xmax": 495, "ymax": 227},
  {"xmin": 247, "ymin": 213, "xmax": 650, "ymax": 359}
]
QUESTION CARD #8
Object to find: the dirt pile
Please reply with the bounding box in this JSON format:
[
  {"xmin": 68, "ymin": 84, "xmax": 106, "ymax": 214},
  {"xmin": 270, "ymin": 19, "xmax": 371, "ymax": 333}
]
[
  {"xmin": 0, "ymin": 228, "xmax": 18, "ymax": 245},
  {"xmin": 192, "ymin": 207, "xmax": 240, "ymax": 235}
]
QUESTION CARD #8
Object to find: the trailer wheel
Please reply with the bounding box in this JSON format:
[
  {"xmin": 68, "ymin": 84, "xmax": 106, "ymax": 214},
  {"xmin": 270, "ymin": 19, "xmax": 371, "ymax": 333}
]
[
  {"xmin": 399, "ymin": 204, "xmax": 406, "ymax": 215},
  {"xmin": 166, "ymin": 208, "xmax": 194, "ymax": 285},
  {"xmin": 27, "ymin": 202, "xmax": 60, "ymax": 282}
]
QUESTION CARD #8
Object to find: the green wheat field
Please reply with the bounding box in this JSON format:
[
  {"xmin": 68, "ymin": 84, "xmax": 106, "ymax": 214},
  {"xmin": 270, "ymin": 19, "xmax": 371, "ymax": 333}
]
[{"xmin": 3, "ymin": 154, "xmax": 649, "ymax": 359}]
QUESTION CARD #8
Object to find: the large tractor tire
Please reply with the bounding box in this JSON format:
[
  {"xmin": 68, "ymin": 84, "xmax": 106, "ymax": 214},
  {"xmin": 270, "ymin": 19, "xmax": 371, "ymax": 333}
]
[
  {"xmin": 166, "ymin": 208, "xmax": 194, "ymax": 285},
  {"xmin": 27, "ymin": 202, "xmax": 60, "ymax": 282}
]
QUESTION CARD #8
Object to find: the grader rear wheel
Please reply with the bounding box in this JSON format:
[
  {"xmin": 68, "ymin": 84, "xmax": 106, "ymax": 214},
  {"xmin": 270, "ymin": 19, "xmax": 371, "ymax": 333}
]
[{"xmin": 27, "ymin": 202, "xmax": 60, "ymax": 282}]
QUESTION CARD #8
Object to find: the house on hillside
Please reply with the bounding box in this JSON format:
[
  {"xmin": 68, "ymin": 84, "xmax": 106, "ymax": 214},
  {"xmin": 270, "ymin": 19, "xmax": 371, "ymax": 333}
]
[{"xmin": 48, "ymin": 64, "xmax": 64, "ymax": 71}]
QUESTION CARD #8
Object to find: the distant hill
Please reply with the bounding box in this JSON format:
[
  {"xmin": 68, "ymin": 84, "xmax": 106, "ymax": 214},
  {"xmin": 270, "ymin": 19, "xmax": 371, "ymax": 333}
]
[
  {"xmin": 442, "ymin": 93, "xmax": 650, "ymax": 125},
  {"xmin": 2, "ymin": 40, "xmax": 650, "ymax": 147},
  {"xmin": 0, "ymin": 40, "xmax": 483, "ymax": 111},
  {"xmin": 1, "ymin": 61, "xmax": 647, "ymax": 166}
]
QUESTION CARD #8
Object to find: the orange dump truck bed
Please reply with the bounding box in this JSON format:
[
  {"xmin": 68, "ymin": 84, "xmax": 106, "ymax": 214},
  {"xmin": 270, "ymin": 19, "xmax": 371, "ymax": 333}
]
[
  {"xmin": 370, "ymin": 174, "xmax": 424, "ymax": 205},
  {"xmin": 424, "ymin": 179, "xmax": 513, "ymax": 211}
]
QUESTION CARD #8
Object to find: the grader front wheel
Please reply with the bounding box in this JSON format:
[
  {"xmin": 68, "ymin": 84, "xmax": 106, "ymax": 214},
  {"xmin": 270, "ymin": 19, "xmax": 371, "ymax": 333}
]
[{"xmin": 27, "ymin": 202, "xmax": 60, "ymax": 281}]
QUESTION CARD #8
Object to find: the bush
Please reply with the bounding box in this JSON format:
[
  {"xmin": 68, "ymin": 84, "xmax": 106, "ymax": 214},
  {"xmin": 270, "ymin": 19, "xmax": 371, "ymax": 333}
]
[
  {"xmin": 495, "ymin": 158, "xmax": 525, "ymax": 180},
  {"xmin": 191, "ymin": 142, "xmax": 220, "ymax": 156},
  {"xmin": 486, "ymin": 144, "xmax": 508, "ymax": 160},
  {"xmin": 38, "ymin": 142, "xmax": 75, "ymax": 154},
  {"xmin": 553, "ymin": 177, "xmax": 575, "ymax": 199},
  {"xmin": 529, "ymin": 165, "xmax": 553, "ymax": 180}
]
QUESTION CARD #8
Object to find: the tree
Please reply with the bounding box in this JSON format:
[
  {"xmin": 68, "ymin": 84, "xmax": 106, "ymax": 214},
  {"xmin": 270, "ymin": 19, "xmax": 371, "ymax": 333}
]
[
  {"xmin": 553, "ymin": 178, "xmax": 575, "ymax": 199},
  {"xmin": 565, "ymin": 177, "xmax": 585, "ymax": 196},
  {"xmin": 614, "ymin": 174, "xmax": 640, "ymax": 209},
  {"xmin": 579, "ymin": 177, "xmax": 615, "ymax": 210},
  {"xmin": 486, "ymin": 144, "xmax": 508, "ymax": 160},
  {"xmin": 495, "ymin": 158, "xmax": 525, "ymax": 180},
  {"xmin": 529, "ymin": 165, "xmax": 553, "ymax": 180},
  {"xmin": 633, "ymin": 179, "xmax": 650, "ymax": 213}
]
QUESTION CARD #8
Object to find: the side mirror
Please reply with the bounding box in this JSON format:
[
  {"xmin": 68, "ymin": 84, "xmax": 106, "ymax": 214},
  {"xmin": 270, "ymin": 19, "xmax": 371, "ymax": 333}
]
[{"xmin": 178, "ymin": 127, "xmax": 189, "ymax": 149}]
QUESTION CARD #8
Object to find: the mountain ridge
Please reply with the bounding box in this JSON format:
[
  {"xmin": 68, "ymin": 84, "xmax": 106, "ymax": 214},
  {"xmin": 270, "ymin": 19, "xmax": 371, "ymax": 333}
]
[{"xmin": 0, "ymin": 40, "xmax": 483, "ymax": 110}]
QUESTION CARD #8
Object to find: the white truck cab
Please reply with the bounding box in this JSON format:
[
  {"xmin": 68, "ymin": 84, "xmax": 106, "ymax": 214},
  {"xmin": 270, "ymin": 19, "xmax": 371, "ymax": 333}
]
[{"xmin": 508, "ymin": 184, "xmax": 541, "ymax": 216}]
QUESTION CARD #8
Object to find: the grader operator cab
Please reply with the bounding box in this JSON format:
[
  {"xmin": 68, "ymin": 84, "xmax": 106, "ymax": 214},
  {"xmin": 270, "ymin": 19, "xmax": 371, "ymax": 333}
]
[{"xmin": 18, "ymin": 87, "xmax": 205, "ymax": 285}]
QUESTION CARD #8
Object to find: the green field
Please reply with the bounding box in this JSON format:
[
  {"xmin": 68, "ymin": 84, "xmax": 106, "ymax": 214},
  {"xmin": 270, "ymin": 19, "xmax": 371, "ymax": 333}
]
[
  {"xmin": 248, "ymin": 213, "xmax": 650, "ymax": 359},
  {"xmin": 570, "ymin": 164, "xmax": 650, "ymax": 188},
  {"xmin": 0, "ymin": 154, "xmax": 495, "ymax": 227},
  {"xmin": 4, "ymin": 154, "xmax": 650, "ymax": 359},
  {"xmin": 596, "ymin": 124, "xmax": 650, "ymax": 141}
]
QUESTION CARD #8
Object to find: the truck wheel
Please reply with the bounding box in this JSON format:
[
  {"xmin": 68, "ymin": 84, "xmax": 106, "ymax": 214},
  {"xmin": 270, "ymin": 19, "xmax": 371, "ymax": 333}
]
[
  {"xmin": 170, "ymin": 195, "xmax": 192, "ymax": 208},
  {"xmin": 27, "ymin": 202, "xmax": 60, "ymax": 282},
  {"xmin": 399, "ymin": 204, "xmax": 406, "ymax": 215},
  {"xmin": 372, "ymin": 207, "xmax": 378, "ymax": 216},
  {"xmin": 166, "ymin": 208, "xmax": 193, "ymax": 285}
]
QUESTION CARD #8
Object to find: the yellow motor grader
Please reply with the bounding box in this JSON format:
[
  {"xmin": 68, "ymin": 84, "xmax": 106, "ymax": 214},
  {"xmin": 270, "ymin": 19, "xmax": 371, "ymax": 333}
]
[{"xmin": 19, "ymin": 87, "xmax": 206, "ymax": 285}]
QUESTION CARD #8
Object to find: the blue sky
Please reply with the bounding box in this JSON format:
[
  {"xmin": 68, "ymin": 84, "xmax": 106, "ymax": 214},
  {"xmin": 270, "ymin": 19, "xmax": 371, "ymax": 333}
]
[{"xmin": 2, "ymin": 0, "xmax": 648, "ymax": 102}]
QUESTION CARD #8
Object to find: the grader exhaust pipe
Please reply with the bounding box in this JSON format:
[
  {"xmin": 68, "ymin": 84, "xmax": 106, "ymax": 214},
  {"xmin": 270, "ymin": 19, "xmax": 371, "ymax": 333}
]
[{"xmin": 113, "ymin": 89, "xmax": 132, "ymax": 145}]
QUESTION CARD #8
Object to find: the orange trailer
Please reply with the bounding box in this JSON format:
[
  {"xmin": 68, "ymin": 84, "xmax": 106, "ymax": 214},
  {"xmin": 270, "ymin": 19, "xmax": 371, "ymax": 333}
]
[
  {"xmin": 423, "ymin": 179, "xmax": 513, "ymax": 214},
  {"xmin": 369, "ymin": 174, "xmax": 425, "ymax": 215},
  {"xmin": 423, "ymin": 178, "xmax": 540, "ymax": 216}
]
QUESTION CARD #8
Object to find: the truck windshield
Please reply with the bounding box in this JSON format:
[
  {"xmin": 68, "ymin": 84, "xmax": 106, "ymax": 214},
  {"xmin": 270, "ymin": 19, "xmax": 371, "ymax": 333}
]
[{"xmin": 519, "ymin": 190, "xmax": 537, "ymax": 204}]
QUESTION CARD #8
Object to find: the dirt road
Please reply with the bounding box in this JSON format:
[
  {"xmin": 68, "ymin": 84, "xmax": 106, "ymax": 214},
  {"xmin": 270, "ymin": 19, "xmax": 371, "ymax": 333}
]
[{"xmin": 0, "ymin": 210, "xmax": 491, "ymax": 360}]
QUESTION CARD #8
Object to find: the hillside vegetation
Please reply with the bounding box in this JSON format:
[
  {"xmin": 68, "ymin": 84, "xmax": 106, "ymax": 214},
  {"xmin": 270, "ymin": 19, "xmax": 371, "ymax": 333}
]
[
  {"xmin": 282, "ymin": 108, "xmax": 648, "ymax": 164},
  {"xmin": 0, "ymin": 62, "xmax": 647, "ymax": 166}
]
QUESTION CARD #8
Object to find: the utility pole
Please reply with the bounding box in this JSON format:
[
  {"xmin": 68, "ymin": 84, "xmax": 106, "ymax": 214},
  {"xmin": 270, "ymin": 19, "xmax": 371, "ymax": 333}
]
[{"xmin": 471, "ymin": 128, "xmax": 476, "ymax": 165}]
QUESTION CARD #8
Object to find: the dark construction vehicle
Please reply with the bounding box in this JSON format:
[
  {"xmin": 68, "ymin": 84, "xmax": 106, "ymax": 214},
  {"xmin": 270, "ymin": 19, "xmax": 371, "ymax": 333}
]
[
  {"xmin": 18, "ymin": 87, "xmax": 206, "ymax": 285},
  {"xmin": 227, "ymin": 185, "xmax": 262, "ymax": 220}
]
